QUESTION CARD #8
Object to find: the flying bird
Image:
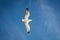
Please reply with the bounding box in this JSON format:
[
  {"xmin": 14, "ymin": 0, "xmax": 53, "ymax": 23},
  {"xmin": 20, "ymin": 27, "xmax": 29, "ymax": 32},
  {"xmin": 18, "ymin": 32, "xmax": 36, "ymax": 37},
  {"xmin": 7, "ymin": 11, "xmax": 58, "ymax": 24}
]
[{"xmin": 22, "ymin": 8, "xmax": 32, "ymax": 33}]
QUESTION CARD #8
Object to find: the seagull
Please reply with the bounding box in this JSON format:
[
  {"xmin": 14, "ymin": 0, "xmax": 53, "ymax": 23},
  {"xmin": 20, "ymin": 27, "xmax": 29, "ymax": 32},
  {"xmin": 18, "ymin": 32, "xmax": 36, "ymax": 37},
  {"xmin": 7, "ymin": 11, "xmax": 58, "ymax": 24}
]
[{"xmin": 22, "ymin": 8, "xmax": 32, "ymax": 33}]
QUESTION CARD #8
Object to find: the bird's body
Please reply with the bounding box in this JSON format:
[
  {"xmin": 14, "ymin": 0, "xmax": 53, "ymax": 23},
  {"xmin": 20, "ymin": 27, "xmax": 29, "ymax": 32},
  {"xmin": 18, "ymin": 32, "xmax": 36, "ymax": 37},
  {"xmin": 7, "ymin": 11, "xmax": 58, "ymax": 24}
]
[{"xmin": 22, "ymin": 8, "xmax": 32, "ymax": 33}]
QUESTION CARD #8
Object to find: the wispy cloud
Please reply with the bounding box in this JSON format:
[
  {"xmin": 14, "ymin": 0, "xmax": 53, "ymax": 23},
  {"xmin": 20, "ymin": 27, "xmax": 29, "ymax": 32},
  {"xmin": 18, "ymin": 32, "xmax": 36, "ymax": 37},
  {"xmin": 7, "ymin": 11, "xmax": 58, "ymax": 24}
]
[
  {"xmin": 29, "ymin": 0, "xmax": 60, "ymax": 40},
  {"xmin": 39, "ymin": 0, "xmax": 60, "ymax": 40}
]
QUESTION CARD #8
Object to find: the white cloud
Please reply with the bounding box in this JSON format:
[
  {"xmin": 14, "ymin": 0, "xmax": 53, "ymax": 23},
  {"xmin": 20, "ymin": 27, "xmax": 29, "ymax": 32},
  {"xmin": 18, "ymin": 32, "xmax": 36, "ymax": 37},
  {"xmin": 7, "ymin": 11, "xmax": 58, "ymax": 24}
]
[{"xmin": 38, "ymin": 0, "xmax": 60, "ymax": 39}]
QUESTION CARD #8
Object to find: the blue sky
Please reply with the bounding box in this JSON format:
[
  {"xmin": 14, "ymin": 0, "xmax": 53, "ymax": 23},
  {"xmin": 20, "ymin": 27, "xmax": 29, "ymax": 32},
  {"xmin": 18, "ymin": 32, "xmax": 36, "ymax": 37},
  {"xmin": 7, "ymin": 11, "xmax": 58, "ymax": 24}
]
[{"xmin": 0, "ymin": 0, "xmax": 60, "ymax": 40}]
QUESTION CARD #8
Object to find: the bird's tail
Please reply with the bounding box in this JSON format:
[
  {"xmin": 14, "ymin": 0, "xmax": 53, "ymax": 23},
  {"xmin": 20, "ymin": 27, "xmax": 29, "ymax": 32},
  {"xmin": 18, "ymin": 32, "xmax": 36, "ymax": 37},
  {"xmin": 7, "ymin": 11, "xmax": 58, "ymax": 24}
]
[{"xmin": 22, "ymin": 19, "xmax": 24, "ymax": 22}]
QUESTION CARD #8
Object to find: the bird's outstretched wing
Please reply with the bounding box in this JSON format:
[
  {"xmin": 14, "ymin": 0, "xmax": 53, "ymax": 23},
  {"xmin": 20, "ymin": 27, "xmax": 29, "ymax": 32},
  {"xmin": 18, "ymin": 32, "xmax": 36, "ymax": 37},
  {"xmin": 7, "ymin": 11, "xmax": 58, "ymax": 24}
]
[
  {"xmin": 25, "ymin": 8, "xmax": 30, "ymax": 19},
  {"xmin": 25, "ymin": 22, "xmax": 30, "ymax": 33}
]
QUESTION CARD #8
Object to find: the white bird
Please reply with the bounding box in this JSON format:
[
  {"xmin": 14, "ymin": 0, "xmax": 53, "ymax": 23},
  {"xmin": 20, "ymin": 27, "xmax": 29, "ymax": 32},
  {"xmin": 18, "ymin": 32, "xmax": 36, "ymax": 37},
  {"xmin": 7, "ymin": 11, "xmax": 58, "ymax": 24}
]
[{"xmin": 22, "ymin": 8, "xmax": 32, "ymax": 33}]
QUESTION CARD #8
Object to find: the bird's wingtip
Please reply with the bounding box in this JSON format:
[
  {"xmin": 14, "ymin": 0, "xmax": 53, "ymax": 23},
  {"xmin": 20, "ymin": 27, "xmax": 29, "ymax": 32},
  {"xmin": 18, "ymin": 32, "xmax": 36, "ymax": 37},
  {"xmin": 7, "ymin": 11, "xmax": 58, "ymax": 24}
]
[
  {"xmin": 26, "ymin": 8, "xmax": 28, "ymax": 10},
  {"xmin": 27, "ymin": 31, "xmax": 30, "ymax": 34}
]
